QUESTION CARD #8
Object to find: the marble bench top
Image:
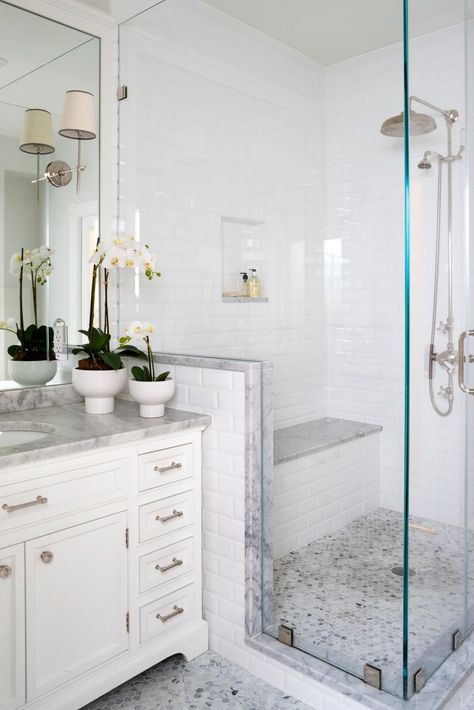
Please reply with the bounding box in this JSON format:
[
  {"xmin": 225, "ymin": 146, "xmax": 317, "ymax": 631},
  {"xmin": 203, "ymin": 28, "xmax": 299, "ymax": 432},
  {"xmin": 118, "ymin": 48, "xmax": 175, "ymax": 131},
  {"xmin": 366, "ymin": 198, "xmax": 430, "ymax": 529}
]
[
  {"xmin": 0, "ymin": 401, "xmax": 211, "ymax": 470},
  {"xmin": 274, "ymin": 416, "xmax": 382, "ymax": 466}
]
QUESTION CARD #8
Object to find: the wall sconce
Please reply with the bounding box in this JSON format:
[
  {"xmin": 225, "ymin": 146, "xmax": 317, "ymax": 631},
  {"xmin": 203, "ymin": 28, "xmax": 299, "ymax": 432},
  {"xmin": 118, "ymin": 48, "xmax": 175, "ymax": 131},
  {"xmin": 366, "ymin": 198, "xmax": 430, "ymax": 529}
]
[
  {"xmin": 59, "ymin": 90, "xmax": 96, "ymax": 194},
  {"xmin": 19, "ymin": 108, "xmax": 55, "ymax": 203}
]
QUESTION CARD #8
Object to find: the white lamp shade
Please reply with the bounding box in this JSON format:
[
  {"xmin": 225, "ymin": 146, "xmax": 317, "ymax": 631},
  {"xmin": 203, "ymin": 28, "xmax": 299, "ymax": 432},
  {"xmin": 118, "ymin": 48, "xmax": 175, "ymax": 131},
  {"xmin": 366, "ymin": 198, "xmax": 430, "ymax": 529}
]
[
  {"xmin": 59, "ymin": 90, "xmax": 96, "ymax": 140},
  {"xmin": 19, "ymin": 109, "xmax": 54, "ymax": 154}
]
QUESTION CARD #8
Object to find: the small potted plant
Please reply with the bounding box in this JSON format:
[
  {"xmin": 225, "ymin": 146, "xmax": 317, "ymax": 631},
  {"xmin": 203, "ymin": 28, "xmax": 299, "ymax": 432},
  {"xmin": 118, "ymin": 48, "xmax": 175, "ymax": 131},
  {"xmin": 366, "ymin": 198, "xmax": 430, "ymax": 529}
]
[
  {"xmin": 0, "ymin": 246, "xmax": 57, "ymax": 386},
  {"xmin": 121, "ymin": 321, "xmax": 174, "ymax": 418},
  {"xmin": 71, "ymin": 235, "xmax": 161, "ymax": 414}
]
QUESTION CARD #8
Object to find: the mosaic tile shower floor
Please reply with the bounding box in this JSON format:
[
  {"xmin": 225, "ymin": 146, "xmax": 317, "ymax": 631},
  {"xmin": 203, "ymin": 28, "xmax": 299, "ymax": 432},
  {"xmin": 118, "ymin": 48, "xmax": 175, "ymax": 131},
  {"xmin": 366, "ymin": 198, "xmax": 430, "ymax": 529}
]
[
  {"xmin": 82, "ymin": 651, "xmax": 309, "ymax": 709},
  {"xmin": 271, "ymin": 507, "xmax": 474, "ymax": 696}
]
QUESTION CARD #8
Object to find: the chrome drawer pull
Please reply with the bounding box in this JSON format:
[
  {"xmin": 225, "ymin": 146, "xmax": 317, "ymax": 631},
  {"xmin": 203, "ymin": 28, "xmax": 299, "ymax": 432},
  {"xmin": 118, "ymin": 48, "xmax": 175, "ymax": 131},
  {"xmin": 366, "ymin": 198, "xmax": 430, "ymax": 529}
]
[
  {"xmin": 156, "ymin": 605, "xmax": 184, "ymax": 622},
  {"xmin": 2, "ymin": 495, "xmax": 48, "ymax": 513},
  {"xmin": 155, "ymin": 509, "xmax": 183, "ymax": 523},
  {"xmin": 155, "ymin": 557, "xmax": 183, "ymax": 573},
  {"xmin": 154, "ymin": 461, "xmax": 182, "ymax": 473},
  {"xmin": 0, "ymin": 565, "xmax": 12, "ymax": 579}
]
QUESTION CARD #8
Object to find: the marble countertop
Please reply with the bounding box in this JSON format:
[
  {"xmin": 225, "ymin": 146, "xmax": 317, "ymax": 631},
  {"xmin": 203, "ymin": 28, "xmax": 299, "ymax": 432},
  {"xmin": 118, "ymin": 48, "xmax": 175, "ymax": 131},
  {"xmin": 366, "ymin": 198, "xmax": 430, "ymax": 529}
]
[
  {"xmin": 0, "ymin": 401, "xmax": 211, "ymax": 470},
  {"xmin": 274, "ymin": 416, "xmax": 382, "ymax": 466}
]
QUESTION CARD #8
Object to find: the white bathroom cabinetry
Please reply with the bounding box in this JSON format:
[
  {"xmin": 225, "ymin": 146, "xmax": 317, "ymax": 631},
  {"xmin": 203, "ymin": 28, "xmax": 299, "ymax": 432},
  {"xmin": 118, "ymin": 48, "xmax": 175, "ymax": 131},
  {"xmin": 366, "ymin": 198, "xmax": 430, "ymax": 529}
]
[
  {"xmin": 0, "ymin": 544, "xmax": 25, "ymax": 710},
  {"xmin": 0, "ymin": 425, "xmax": 208, "ymax": 710}
]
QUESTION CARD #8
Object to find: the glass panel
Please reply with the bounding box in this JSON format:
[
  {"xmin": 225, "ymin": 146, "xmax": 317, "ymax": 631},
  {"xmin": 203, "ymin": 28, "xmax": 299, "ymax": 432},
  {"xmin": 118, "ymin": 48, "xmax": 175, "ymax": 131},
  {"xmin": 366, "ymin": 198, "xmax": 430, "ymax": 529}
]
[
  {"xmin": 406, "ymin": 0, "xmax": 469, "ymax": 698},
  {"xmin": 467, "ymin": 0, "xmax": 474, "ymax": 638},
  {"xmin": 118, "ymin": 0, "xmax": 473, "ymax": 701}
]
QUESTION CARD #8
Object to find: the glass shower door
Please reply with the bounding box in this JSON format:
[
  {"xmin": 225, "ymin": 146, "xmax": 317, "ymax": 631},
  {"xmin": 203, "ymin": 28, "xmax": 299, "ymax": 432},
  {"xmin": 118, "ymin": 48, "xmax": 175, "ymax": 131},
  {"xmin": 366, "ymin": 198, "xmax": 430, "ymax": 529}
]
[{"xmin": 405, "ymin": 0, "xmax": 472, "ymax": 697}]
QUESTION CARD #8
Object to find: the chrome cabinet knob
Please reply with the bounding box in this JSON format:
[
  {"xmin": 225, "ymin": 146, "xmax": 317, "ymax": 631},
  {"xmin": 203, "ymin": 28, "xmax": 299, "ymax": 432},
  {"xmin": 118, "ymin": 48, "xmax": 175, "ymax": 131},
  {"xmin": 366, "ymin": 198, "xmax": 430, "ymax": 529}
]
[
  {"xmin": 40, "ymin": 551, "xmax": 54, "ymax": 564},
  {"xmin": 0, "ymin": 565, "xmax": 11, "ymax": 579}
]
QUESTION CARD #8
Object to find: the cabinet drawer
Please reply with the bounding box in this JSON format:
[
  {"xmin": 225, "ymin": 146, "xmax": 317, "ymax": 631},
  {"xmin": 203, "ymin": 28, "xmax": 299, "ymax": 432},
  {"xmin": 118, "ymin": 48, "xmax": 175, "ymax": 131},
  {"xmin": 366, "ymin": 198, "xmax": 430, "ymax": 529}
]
[
  {"xmin": 139, "ymin": 490, "xmax": 194, "ymax": 543},
  {"xmin": 139, "ymin": 536, "xmax": 195, "ymax": 594},
  {"xmin": 139, "ymin": 583, "xmax": 197, "ymax": 644},
  {"xmin": 138, "ymin": 444, "xmax": 192, "ymax": 492},
  {"xmin": 0, "ymin": 459, "xmax": 128, "ymax": 532}
]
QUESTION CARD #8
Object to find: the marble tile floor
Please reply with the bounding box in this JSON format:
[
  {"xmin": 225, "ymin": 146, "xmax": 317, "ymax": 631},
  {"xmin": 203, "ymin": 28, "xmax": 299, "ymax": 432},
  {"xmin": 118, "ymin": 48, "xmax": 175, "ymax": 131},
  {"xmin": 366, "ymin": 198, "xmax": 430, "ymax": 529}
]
[
  {"xmin": 271, "ymin": 507, "xmax": 474, "ymax": 698},
  {"xmin": 82, "ymin": 651, "xmax": 310, "ymax": 709}
]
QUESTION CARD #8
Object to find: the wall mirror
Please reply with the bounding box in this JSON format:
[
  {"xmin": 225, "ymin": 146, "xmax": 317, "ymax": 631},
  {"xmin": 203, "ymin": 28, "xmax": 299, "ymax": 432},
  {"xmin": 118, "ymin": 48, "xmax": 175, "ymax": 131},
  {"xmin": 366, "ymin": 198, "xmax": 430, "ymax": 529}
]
[{"xmin": 0, "ymin": 0, "xmax": 100, "ymax": 391}]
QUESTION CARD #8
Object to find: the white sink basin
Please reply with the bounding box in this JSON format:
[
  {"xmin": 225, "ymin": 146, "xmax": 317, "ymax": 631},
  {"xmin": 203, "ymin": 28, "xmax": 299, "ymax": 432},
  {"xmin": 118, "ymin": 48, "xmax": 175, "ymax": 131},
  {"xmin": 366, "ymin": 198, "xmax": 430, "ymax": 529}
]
[{"xmin": 0, "ymin": 423, "xmax": 55, "ymax": 448}]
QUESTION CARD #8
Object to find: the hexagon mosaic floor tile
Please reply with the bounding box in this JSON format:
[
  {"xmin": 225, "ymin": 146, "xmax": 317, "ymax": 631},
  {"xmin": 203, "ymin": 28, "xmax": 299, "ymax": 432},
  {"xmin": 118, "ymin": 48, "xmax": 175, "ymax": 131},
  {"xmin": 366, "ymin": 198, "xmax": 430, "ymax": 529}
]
[
  {"xmin": 82, "ymin": 651, "xmax": 309, "ymax": 709},
  {"xmin": 271, "ymin": 507, "xmax": 474, "ymax": 696}
]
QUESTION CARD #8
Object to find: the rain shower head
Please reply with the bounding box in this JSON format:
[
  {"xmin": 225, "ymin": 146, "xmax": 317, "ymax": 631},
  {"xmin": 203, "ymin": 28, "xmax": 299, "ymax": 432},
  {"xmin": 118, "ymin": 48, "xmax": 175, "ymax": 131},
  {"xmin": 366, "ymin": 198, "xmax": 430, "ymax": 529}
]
[{"xmin": 380, "ymin": 110, "xmax": 437, "ymax": 137}]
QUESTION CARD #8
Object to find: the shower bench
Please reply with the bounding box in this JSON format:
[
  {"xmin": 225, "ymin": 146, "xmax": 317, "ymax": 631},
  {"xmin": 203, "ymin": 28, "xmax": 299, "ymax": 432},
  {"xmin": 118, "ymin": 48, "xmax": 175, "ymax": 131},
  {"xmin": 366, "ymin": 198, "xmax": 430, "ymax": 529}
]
[{"xmin": 272, "ymin": 417, "xmax": 382, "ymax": 558}]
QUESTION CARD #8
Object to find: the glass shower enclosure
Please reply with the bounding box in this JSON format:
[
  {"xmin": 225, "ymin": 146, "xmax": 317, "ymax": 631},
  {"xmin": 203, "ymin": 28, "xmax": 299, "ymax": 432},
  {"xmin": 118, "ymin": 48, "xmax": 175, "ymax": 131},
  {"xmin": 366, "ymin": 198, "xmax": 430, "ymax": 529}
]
[{"xmin": 117, "ymin": 0, "xmax": 473, "ymax": 701}]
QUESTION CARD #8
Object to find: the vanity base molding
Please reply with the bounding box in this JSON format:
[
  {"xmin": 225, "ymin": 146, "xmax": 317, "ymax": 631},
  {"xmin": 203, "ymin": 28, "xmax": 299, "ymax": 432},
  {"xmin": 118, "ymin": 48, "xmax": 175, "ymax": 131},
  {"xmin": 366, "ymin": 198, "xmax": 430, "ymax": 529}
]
[
  {"xmin": 25, "ymin": 620, "xmax": 208, "ymax": 710},
  {"xmin": 0, "ymin": 423, "xmax": 208, "ymax": 710}
]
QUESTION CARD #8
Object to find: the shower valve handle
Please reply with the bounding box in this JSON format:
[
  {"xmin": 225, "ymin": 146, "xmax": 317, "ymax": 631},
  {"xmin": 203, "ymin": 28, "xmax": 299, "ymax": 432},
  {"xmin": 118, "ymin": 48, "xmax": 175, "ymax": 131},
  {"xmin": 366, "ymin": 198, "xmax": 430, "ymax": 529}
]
[{"xmin": 458, "ymin": 330, "xmax": 474, "ymax": 395}]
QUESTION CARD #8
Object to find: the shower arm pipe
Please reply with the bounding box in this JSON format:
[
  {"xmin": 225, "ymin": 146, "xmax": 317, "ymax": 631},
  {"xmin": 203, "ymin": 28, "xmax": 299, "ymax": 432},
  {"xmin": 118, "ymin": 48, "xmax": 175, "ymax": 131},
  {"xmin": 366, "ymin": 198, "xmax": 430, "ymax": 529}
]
[{"xmin": 410, "ymin": 95, "xmax": 454, "ymax": 121}]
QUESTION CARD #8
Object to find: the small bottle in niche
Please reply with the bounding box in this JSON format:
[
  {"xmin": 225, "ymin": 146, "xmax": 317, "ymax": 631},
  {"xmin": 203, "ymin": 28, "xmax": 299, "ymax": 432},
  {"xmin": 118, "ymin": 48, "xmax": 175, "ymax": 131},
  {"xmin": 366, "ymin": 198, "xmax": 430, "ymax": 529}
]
[
  {"xmin": 249, "ymin": 268, "xmax": 261, "ymax": 298},
  {"xmin": 240, "ymin": 271, "xmax": 250, "ymax": 296}
]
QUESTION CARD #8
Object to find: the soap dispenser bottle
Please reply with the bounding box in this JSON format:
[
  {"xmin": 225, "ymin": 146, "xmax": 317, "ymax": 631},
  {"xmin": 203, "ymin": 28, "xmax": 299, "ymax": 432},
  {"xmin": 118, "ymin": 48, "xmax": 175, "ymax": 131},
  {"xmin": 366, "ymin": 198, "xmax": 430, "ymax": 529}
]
[
  {"xmin": 240, "ymin": 271, "xmax": 250, "ymax": 297},
  {"xmin": 249, "ymin": 268, "xmax": 261, "ymax": 298}
]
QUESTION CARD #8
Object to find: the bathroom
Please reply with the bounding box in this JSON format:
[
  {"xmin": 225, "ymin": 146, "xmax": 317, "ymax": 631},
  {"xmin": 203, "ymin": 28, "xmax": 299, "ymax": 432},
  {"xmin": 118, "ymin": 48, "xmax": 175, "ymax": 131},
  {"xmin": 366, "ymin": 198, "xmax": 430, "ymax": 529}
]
[{"xmin": 0, "ymin": 0, "xmax": 474, "ymax": 708}]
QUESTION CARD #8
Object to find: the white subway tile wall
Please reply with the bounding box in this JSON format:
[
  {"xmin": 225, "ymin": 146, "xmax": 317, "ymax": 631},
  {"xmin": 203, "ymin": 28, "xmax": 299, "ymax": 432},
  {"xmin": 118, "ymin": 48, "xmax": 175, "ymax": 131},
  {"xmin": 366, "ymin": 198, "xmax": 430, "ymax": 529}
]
[
  {"xmin": 325, "ymin": 23, "xmax": 468, "ymax": 527},
  {"xmin": 273, "ymin": 436, "xmax": 380, "ymax": 559},
  {"xmin": 118, "ymin": 0, "xmax": 327, "ymax": 429}
]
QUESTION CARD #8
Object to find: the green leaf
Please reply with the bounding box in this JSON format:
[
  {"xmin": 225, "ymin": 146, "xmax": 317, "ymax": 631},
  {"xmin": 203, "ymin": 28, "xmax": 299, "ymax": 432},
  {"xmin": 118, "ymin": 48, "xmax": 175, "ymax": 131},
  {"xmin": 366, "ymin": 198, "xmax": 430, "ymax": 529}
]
[
  {"xmin": 155, "ymin": 371, "xmax": 170, "ymax": 381},
  {"xmin": 100, "ymin": 351, "xmax": 123, "ymax": 370},
  {"xmin": 117, "ymin": 345, "xmax": 147, "ymax": 360},
  {"xmin": 7, "ymin": 345, "xmax": 20, "ymax": 358},
  {"xmin": 131, "ymin": 365, "xmax": 149, "ymax": 381}
]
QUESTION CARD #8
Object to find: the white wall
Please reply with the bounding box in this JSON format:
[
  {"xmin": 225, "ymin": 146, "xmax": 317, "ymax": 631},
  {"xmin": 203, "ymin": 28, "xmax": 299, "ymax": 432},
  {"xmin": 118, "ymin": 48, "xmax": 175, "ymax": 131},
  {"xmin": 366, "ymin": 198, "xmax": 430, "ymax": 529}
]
[
  {"xmin": 325, "ymin": 24, "xmax": 468, "ymax": 525},
  {"xmin": 117, "ymin": 0, "xmax": 327, "ymax": 428}
]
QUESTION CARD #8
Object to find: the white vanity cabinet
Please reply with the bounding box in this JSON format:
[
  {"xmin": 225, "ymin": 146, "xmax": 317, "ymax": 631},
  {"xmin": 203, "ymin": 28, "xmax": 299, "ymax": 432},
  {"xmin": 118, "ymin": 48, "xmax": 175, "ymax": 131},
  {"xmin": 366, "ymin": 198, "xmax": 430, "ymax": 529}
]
[
  {"xmin": 0, "ymin": 544, "xmax": 25, "ymax": 710},
  {"xmin": 0, "ymin": 424, "xmax": 208, "ymax": 710}
]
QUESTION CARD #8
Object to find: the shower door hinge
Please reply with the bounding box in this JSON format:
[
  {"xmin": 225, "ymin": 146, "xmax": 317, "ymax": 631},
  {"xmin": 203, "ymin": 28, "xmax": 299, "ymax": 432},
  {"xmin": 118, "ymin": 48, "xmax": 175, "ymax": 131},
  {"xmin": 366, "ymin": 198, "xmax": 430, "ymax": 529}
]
[
  {"xmin": 452, "ymin": 629, "xmax": 463, "ymax": 651},
  {"xmin": 278, "ymin": 625, "xmax": 294, "ymax": 647},
  {"xmin": 413, "ymin": 668, "xmax": 425, "ymax": 693},
  {"xmin": 126, "ymin": 611, "xmax": 130, "ymax": 633},
  {"xmin": 117, "ymin": 85, "xmax": 128, "ymax": 101},
  {"xmin": 363, "ymin": 664, "xmax": 382, "ymax": 690},
  {"xmin": 125, "ymin": 527, "xmax": 129, "ymax": 549}
]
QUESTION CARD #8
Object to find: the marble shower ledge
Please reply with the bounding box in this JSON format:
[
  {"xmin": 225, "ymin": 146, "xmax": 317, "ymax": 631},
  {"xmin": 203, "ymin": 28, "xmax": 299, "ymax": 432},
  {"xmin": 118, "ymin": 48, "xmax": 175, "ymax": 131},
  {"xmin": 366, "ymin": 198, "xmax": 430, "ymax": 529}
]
[
  {"xmin": 274, "ymin": 416, "xmax": 383, "ymax": 466},
  {"xmin": 0, "ymin": 401, "xmax": 211, "ymax": 470}
]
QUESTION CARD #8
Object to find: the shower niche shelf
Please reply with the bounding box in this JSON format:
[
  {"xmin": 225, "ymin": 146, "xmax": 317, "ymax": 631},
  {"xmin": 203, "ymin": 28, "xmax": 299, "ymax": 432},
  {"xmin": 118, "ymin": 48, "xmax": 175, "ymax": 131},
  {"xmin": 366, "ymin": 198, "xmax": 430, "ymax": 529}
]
[
  {"xmin": 221, "ymin": 215, "xmax": 269, "ymax": 302},
  {"xmin": 222, "ymin": 296, "xmax": 268, "ymax": 303}
]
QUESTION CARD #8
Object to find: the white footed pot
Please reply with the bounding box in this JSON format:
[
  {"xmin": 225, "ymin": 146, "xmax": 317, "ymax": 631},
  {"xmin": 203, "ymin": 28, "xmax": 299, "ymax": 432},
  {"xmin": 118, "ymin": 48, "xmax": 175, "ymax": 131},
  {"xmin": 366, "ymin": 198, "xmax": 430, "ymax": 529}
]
[
  {"xmin": 9, "ymin": 359, "xmax": 57, "ymax": 387},
  {"xmin": 72, "ymin": 367, "xmax": 127, "ymax": 414},
  {"xmin": 128, "ymin": 378, "xmax": 175, "ymax": 418}
]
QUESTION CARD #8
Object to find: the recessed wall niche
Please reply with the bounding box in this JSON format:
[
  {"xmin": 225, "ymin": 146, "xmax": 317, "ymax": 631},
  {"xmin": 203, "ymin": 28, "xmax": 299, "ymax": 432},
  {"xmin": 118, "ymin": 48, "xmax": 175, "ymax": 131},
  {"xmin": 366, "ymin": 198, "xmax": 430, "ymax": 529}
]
[{"xmin": 221, "ymin": 216, "xmax": 269, "ymax": 302}]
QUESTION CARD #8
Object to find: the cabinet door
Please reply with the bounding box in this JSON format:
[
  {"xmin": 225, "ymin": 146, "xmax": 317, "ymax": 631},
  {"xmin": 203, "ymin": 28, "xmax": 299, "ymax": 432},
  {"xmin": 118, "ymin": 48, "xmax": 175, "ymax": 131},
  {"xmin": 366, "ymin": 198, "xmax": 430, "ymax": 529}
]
[
  {"xmin": 26, "ymin": 512, "xmax": 128, "ymax": 700},
  {"xmin": 0, "ymin": 544, "xmax": 25, "ymax": 710}
]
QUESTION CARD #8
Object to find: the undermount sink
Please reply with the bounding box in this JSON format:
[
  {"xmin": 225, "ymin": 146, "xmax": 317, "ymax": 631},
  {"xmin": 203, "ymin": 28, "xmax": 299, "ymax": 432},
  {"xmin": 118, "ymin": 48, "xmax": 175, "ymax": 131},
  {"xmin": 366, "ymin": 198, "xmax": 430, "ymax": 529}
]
[{"xmin": 0, "ymin": 423, "xmax": 55, "ymax": 448}]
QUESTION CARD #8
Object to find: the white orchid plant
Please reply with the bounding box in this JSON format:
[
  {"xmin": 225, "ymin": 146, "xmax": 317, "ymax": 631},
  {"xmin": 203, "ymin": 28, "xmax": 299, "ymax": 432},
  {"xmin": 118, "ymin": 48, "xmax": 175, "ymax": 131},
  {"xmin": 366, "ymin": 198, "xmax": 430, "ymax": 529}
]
[
  {"xmin": 0, "ymin": 246, "xmax": 55, "ymax": 362},
  {"xmin": 72, "ymin": 235, "xmax": 161, "ymax": 371},
  {"xmin": 119, "ymin": 321, "xmax": 170, "ymax": 382}
]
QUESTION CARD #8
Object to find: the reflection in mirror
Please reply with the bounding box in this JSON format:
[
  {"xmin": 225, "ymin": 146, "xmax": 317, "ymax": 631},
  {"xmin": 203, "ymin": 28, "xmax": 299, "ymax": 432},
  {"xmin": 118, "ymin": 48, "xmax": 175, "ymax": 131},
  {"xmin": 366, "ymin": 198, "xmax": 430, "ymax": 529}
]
[{"xmin": 0, "ymin": 1, "xmax": 99, "ymax": 391}]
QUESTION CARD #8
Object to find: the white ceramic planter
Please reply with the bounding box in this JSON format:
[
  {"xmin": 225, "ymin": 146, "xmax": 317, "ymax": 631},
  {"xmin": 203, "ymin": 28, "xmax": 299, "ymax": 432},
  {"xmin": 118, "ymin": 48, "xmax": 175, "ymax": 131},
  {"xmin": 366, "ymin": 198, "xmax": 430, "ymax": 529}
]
[
  {"xmin": 128, "ymin": 378, "xmax": 175, "ymax": 418},
  {"xmin": 72, "ymin": 367, "xmax": 127, "ymax": 414},
  {"xmin": 9, "ymin": 359, "xmax": 57, "ymax": 387}
]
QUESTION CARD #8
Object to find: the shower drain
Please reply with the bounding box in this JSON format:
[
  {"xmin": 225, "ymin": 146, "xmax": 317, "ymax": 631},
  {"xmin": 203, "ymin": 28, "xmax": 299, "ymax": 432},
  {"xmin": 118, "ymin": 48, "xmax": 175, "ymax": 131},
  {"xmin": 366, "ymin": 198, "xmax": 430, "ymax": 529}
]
[{"xmin": 391, "ymin": 566, "xmax": 416, "ymax": 578}]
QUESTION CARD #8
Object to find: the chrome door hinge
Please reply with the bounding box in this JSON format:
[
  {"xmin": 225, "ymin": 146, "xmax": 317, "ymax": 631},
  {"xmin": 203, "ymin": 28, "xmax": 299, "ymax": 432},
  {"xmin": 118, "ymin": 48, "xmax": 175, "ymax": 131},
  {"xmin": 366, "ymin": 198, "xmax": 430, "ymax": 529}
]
[
  {"xmin": 126, "ymin": 612, "xmax": 130, "ymax": 633},
  {"xmin": 278, "ymin": 625, "xmax": 294, "ymax": 647},
  {"xmin": 413, "ymin": 668, "xmax": 425, "ymax": 693},
  {"xmin": 125, "ymin": 527, "xmax": 129, "ymax": 549},
  {"xmin": 364, "ymin": 664, "xmax": 382, "ymax": 690},
  {"xmin": 117, "ymin": 85, "xmax": 128, "ymax": 101}
]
